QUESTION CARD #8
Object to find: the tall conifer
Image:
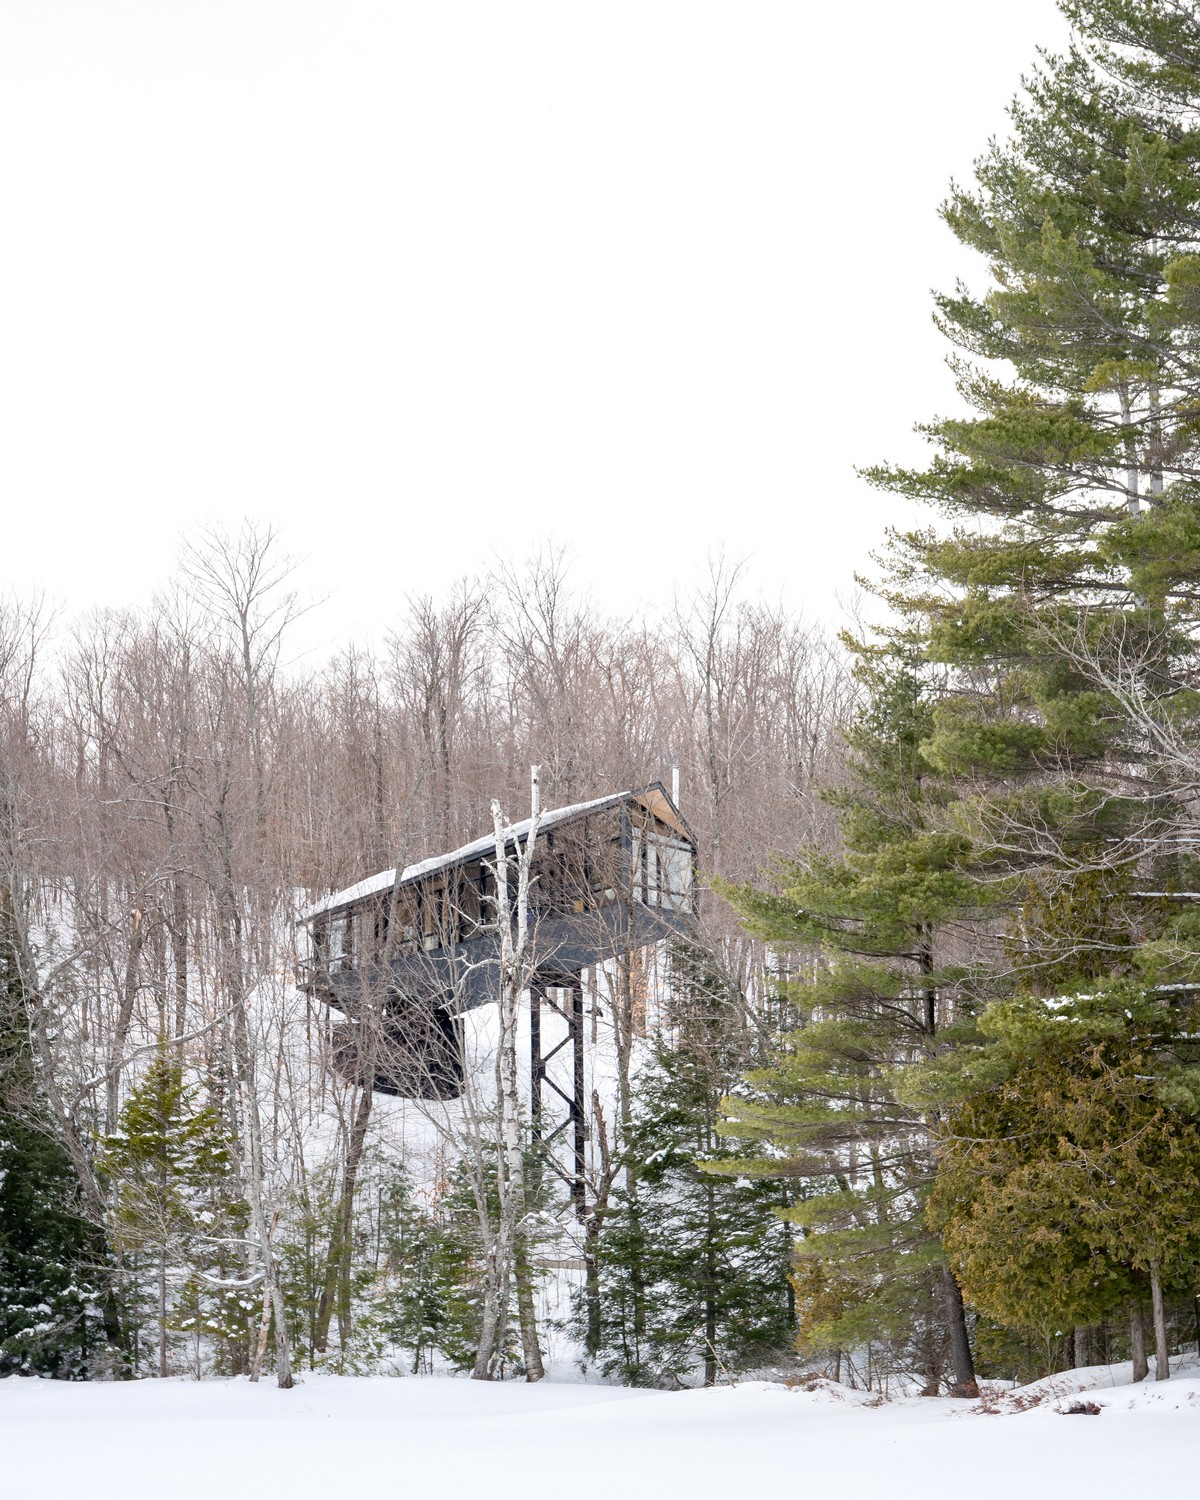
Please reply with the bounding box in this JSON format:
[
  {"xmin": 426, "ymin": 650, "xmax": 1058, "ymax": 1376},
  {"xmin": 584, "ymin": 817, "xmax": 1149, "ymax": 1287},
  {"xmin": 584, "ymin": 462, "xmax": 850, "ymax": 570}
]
[
  {"xmin": 864, "ymin": 4, "xmax": 1200, "ymax": 853},
  {"xmin": 719, "ymin": 654, "xmax": 988, "ymax": 1394},
  {"xmin": 98, "ymin": 1049, "xmax": 240, "ymax": 1377},
  {"xmin": 584, "ymin": 943, "xmax": 795, "ymax": 1388},
  {"xmin": 851, "ymin": 1, "xmax": 1200, "ymax": 1380},
  {"xmin": 0, "ymin": 889, "xmax": 110, "ymax": 1377}
]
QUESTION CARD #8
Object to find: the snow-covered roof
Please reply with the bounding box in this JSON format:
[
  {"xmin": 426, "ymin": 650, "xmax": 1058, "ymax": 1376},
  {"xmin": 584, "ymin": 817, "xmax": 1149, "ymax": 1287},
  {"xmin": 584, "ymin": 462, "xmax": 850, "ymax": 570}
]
[{"xmin": 299, "ymin": 787, "xmax": 673, "ymax": 923}]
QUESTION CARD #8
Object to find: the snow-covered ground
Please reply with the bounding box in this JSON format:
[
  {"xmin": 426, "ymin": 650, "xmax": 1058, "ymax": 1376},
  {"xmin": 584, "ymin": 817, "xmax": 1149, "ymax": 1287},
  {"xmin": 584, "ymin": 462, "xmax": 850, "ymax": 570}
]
[{"xmin": 3, "ymin": 1365, "xmax": 1197, "ymax": 1500}]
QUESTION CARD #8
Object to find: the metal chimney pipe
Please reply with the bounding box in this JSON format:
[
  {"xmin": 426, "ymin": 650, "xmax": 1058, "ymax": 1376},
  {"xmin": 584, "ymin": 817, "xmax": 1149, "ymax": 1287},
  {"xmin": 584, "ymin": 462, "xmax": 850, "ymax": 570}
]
[
  {"xmin": 531, "ymin": 764, "xmax": 541, "ymax": 819},
  {"xmin": 671, "ymin": 765, "xmax": 680, "ymax": 807}
]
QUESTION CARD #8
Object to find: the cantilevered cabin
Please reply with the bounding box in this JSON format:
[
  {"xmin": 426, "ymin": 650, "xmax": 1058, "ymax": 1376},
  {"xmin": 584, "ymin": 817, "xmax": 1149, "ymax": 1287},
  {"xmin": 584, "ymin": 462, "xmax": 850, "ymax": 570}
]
[{"xmin": 298, "ymin": 783, "xmax": 698, "ymax": 1112}]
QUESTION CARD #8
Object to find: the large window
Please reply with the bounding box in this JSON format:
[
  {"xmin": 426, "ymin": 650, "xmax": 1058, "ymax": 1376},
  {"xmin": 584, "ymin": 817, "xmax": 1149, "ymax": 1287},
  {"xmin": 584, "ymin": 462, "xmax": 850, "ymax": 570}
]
[
  {"xmin": 632, "ymin": 829, "xmax": 694, "ymax": 911},
  {"xmin": 328, "ymin": 912, "xmax": 353, "ymax": 969},
  {"xmin": 661, "ymin": 842, "xmax": 694, "ymax": 910}
]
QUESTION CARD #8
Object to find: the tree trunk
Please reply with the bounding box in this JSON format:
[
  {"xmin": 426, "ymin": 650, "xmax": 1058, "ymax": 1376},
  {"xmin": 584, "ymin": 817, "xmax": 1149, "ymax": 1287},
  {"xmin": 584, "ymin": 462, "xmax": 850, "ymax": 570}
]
[
  {"xmin": 158, "ymin": 1251, "xmax": 168, "ymax": 1379},
  {"xmin": 1120, "ymin": 387, "xmax": 1142, "ymax": 518},
  {"xmin": 270, "ymin": 1279, "xmax": 294, "ymax": 1388},
  {"xmin": 579, "ymin": 1091, "xmax": 617, "ymax": 1365},
  {"xmin": 583, "ymin": 1219, "xmax": 602, "ymax": 1359},
  {"xmin": 472, "ymin": 1241, "xmax": 504, "ymax": 1379},
  {"xmin": 514, "ymin": 1234, "xmax": 544, "ymax": 1381},
  {"xmin": 1149, "ymin": 1259, "xmax": 1170, "ymax": 1381},
  {"xmin": 1148, "ymin": 382, "xmax": 1164, "ymax": 503},
  {"xmin": 704, "ymin": 1300, "xmax": 718, "ymax": 1387},
  {"xmin": 170, "ymin": 880, "xmax": 189, "ymax": 1040},
  {"xmin": 107, "ymin": 906, "xmax": 147, "ymax": 1134},
  {"xmin": 249, "ymin": 1277, "xmax": 273, "ymax": 1382},
  {"xmin": 471, "ymin": 797, "xmax": 542, "ymax": 1381},
  {"xmin": 703, "ymin": 1180, "xmax": 718, "ymax": 1386},
  {"xmin": 313, "ymin": 1080, "xmax": 373, "ymax": 1354},
  {"xmin": 941, "ymin": 1266, "xmax": 978, "ymax": 1397},
  {"xmin": 222, "ymin": 912, "xmax": 293, "ymax": 1392},
  {"xmin": 249, "ymin": 1206, "xmax": 282, "ymax": 1382},
  {"xmin": 612, "ymin": 955, "xmax": 646, "ymax": 1344},
  {"xmin": 1130, "ymin": 1302, "xmax": 1149, "ymax": 1382}
]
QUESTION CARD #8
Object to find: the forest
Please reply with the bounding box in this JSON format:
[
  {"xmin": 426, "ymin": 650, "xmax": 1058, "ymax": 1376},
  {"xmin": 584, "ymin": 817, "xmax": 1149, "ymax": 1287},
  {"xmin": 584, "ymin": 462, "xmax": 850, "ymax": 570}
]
[{"xmin": 7, "ymin": 0, "xmax": 1200, "ymax": 1398}]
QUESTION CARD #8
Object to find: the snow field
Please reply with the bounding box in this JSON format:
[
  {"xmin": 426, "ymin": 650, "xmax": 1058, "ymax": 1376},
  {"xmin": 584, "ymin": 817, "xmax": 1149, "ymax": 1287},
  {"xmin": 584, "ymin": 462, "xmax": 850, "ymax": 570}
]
[{"xmin": 2, "ymin": 1368, "xmax": 1197, "ymax": 1500}]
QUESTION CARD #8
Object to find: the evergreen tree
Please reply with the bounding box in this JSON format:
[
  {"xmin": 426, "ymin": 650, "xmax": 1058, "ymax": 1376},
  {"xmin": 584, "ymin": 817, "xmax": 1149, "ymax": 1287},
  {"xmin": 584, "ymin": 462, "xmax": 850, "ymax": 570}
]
[
  {"xmin": 98, "ymin": 1048, "xmax": 239, "ymax": 1378},
  {"xmin": 373, "ymin": 1171, "xmax": 455, "ymax": 1374},
  {"xmin": 719, "ymin": 651, "xmax": 990, "ymax": 1395},
  {"xmin": 849, "ymin": 2, "xmax": 1200, "ymax": 1383},
  {"xmin": 340, "ymin": 1166, "xmax": 466, "ymax": 1375},
  {"xmin": 432, "ymin": 1153, "xmax": 523, "ymax": 1375},
  {"xmin": 584, "ymin": 944, "xmax": 794, "ymax": 1388},
  {"xmin": 0, "ymin": 888, "xmax": 110, "ymax": 1378},
  {"xmin": 862, "ymin": 3, "xmax": 1200, "ymax": 874},
  {"xmin": 922, "ymin": 984, "xmax": 1200, "ymax": 1379},
  {"xmin": 277, "ymin": 1167, "xmax": 341, "ymax": 1370}
]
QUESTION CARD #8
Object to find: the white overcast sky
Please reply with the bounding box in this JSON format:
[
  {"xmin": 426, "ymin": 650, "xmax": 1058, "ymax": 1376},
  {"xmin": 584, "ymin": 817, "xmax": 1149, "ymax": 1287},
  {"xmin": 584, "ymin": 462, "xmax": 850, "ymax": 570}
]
[{"xmin": 0, "ymin": 1, "xmax": 1068, "ymax": 657}]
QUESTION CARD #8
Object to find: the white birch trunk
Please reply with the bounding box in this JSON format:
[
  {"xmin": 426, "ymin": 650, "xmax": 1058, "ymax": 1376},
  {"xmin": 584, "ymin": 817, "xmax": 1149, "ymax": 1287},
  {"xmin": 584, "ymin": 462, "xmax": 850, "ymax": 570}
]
[
  {"xmin": 471, "ymin": 795, "xmax": 544, "ymax": 1380},
  {"xmin": 232, "ymin": 991, "xmax": 294, "ymax": 1389}
]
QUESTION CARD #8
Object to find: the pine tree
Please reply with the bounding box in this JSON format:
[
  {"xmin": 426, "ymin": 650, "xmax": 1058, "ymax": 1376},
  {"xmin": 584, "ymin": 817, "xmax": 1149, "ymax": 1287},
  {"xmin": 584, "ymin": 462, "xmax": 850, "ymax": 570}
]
[
  {"xmin": 844, "ymin": 3, "xmax": 1200, "ymax": 1384},
  {"xmin": 0, "ymin": 888, "xmax": 110, "ymax": 1378},
  {"xmin": 277, "ymin": 1167, "xmax": 340, "ymax": 1370},
  {"xmin": 862, "ymin": 4, "xmax": 1200, "ymax": 871},
  {"xmin": 720, "ymin": 650, "xmax": 990, "ymax": 1395},
  {"xmin": 374, "ymin": 1172, "xmax": 451, "ymax": 1374},
  {"xmin": 343, "ymin": 1167, "xmax": 458, "ymax": 1375},
  {"xmin": 98, "ymin": 1048, "xmax": 239, "ymax": 1378},
  {"xmin": 584, "ymin": 944, "xmax": 795, "ymax": 1388},
  {"xmin": 434, "ymin": 1154, "xmax": 524, "ymax": 1375}
]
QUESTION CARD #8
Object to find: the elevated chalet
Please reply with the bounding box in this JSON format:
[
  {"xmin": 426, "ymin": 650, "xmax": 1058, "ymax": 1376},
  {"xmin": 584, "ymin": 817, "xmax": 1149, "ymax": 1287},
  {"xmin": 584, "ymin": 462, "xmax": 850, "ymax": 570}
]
[{"xmin": 298, "ymin": 783, "xmax": 698, "ymax": 1114}]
